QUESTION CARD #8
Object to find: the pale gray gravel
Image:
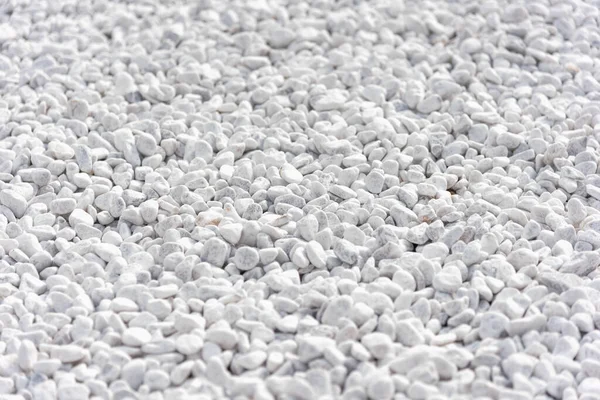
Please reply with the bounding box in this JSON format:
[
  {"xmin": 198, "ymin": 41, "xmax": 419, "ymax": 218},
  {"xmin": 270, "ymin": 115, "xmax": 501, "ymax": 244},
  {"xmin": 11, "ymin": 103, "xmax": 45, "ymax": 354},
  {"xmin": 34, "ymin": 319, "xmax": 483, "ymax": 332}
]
[{"xmin": 1, "ymin": 0, "xmax": 600, "ymax": 399}]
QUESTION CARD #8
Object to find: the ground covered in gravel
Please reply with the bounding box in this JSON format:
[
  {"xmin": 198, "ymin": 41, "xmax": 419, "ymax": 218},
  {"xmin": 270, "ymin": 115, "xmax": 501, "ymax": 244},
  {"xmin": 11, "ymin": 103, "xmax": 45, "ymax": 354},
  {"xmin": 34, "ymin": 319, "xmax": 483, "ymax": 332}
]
[{"xmin": 1, "ymin": 0, "xmax": 600, "ymax": 399}]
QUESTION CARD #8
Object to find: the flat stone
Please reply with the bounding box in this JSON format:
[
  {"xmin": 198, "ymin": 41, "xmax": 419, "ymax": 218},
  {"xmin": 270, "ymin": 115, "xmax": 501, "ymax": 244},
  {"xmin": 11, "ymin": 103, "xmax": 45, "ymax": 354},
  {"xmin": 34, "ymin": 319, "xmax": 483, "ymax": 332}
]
[
  {"xmin": 51, "ymin": 345, "xmax": 87, "ymax": 363},
  {"xmin": 281, "ymin": 163, "xmax": 303, "ymax": 184},
  {"xmin": 122, "ymin": 327, "xmax": 152, "ymax": 347}
]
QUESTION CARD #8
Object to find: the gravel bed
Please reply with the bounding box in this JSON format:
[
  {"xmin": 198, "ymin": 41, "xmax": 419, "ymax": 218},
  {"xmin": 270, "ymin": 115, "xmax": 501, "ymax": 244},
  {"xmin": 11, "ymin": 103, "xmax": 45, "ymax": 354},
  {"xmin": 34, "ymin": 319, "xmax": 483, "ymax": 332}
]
[{"xmin": 1, "ymin": 0, "xmax": 600, "ymax": 399}]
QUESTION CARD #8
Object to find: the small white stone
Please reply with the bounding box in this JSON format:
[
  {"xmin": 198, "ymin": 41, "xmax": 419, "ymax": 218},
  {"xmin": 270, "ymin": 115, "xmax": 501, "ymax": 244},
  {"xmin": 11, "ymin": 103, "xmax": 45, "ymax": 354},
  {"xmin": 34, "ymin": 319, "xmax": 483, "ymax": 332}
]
[
  {"xmin": 220, "ymin": 223, "xmax": 243, "ymax": 245},
  {"xmin": 501, "ymin": 353, "xmax": 537, "ymax": 379},
  {"xmin": 31, "ymin": 168, "xmax": 52, "ymax": 186},
  {"xmin": 503, "ymin": 4, "xmax": 528, "ymax": 22},
  {"xmin": 50, "ymin": 198, "xmax": 77, "ymax": 215},
  {"xmin": 234, "ymin": 246, "xmax": 260, "ymax": 270},
  {"xmin": 460, "ymin": 37, "xmax": 482, "ymax": 53},
  {"xmin": 567, "ymin": 198, "xmax": 587, "ymax": 223},
  {"xmin": 18, "ymin": 340, "xmax": 37, "ymax": 371},
  {"xmin": 432, "ymin": 267, "xmax": 462, "ymax": 293},
  {"xmin": 146, "ymin": 299, "xmax": 172, "ymax": 319},
  {"xmin": 175, "ymin": 334, "xmax": 203, "ymax": 355},
  {"xmin": 201, "ymin": 237, "xmax": 229, "ymax": 268},
  {"xmin": 365, "ymin": 170, "xmax": 385, "ymax": 194},
  {"xmin": 122, "ymin": 327, "xmax": 152, "ymax": 347},
  {"xmin": 367, "ymin": 375, "xmax": 394, "ymax": 400},
  {"xmin": 121, "ymin": 359, "xmax": 146, "ymax": 390},
  {"xmin": 479, "ymin": 312, "xmax": 509, "ymax": 339},
  {"xmin": 68, "ymin": 98, "xmax": 89, "ymax": 120},
  {"xmin": 321, "ymin": 296, "xmax": 353, "ymax": 325},
  {"xmin": 15, "ymin": 233, "xmax": 41, "ymax": 258},
  {"xmin": 416, "ymin": 94, "xmax": 442, "ymax": 114},
  {"xmin": 269, "ymin": 27, "xmax": 296, "ymax": 48},
  {"xmin": 144, "ymin": 369, "xmax": 171, "ymax": 391},
  {"xmin": 281, "ymin": 163, "xmax": 303, "ymax": 184},
  {"xmin": 333, "ymin": 239, "xmax": 358, "ymax": 264},
  {"xmin": 52, "ymin": 345, "xmax": 87, "ymax": 363},
  {"xmin": 136, "ymin": 132, "xmax": 157, "ymax": 156},
  {"xmin": 362, "ymin": 84, "xmax": 386, "ymax": 104},
  {"xmin": 140, "ymin": 200, "xmax": 159, "ymax": 223},
  {"xmin": 33, "ymin": 359, "xmax": 61, "ymax": 375},
  {"xmin": 395, "ymin": 319, "xmax": 425, "ymax": 346},
  {"xmin": 310, "ymin": 90, "xmax": 347, "ymax": 111},
  {"xmin": 297, "ymin": 214, "xmax": 319, "ymax": 241},
  {"xmin": 93, "ymin": 243, "xmax": 121, "ymax": 262},
  {"xmin": 205, "ymin": 328, "xmax": 238, "ymax": 349},
  {"xmin": 235, "ymin": 351, "xmax": 267, "ymax": 370},
  {"xmin": 0, "ymin": 189, "xmax": 27, "ymax": 218},
  {"xmin": 170, "ymin": 360, "xmax": 194, "ymax": 386},
  {"xmin": 0, "ymin": 376, "xmax": 15, "ymax": 394},
  {"xmin": 361, "ymin": 332, "xmax": 393, "ymax": 360},
  {"xmin": 506, "ymin": 248, "xmax": 539, "ymax": 270},
  {"xmin": 111, "ymin": 297, "xmax": 139, "ymax": 312},
  {"xmin": 57, "ymin": 384, "xmax": 90, "ymax": 400},
  {"xmin": 306, "ymin": 240, "xmax": 327, "ymax": 269},
  {"xmin": 69, "ymin": 209, "xmax": 94, "ymax": 226}
]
